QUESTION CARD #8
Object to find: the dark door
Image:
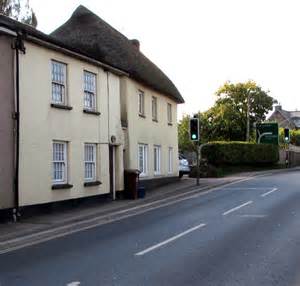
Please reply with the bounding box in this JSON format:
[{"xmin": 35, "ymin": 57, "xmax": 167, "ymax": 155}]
[{"xmin": 109, "ymin": 146, "xmax": 114, "ymax": 196}]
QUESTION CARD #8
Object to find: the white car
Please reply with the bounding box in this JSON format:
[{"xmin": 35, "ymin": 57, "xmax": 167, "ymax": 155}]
[{"xmin": 179, "ymin": 154, "xmax": 191, "ymax": 178}]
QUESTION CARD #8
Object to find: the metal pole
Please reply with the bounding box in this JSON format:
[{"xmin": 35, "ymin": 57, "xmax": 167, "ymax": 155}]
[
  {"xmin": 246, "ymin": 92, "xmax": 250, "ymax": 142},
  {"xmin": 196, "ymin": 143, "xmax": 200, "ymax": 186}
]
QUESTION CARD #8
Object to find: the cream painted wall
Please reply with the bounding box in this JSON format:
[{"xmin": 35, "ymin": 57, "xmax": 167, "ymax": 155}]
[
  {"xmin": 19, "ymin": 42, "xmax": 124, "ymax": 206},
  {"xmin": 121, "ymin": 77, "xmax": 179, "ymax": 180}
]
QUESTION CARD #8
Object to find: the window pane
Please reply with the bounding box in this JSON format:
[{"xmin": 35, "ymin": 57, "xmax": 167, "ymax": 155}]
[
  {"xmin": 84, "ymin": 144, "xmax": 96, "ymax": 180},
  {"xmin": 53, "ymin": 142, "xmax": 66, "ymax": 183},
  {"xmin": 139, "ymin": 91, "xmax": 144, "ymax": 115},
  {"xmin": 51, "ymin": 61, "xmax": 66, "ymax": 104},
  {"xmin": 84, "ymin": 72, "xmax": 96, "ymax": 110}
]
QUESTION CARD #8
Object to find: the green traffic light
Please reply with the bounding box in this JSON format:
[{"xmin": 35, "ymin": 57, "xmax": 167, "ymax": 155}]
[{"xmin": 192, "ymin": 134, "xmax": 197, "ymax": 140}]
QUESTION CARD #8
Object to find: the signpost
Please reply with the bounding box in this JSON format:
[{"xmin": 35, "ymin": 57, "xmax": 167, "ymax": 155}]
[{"xmin": 256, "ymin": 122, "xmax": 279, "ymax": 145}]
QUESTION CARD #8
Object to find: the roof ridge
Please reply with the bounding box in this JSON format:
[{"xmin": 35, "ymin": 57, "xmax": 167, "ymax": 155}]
[{"xmin": 71, "ymin": 5, "xmax": 130, "ymax": 42}]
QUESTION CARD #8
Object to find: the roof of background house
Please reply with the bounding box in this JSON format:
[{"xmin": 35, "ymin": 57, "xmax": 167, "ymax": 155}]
[
  {"xmin": 50, "ymin": 5, "xmax": 184, "ymax": 103},
  {"xmin": 270, "ymin": 106, "xmax": 300, "ymax": 128}
]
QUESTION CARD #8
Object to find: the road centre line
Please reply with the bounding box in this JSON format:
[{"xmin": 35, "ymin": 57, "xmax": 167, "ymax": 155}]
[
  {"xmin": 66, "ymin": 282, "xmax": 80, "ymax": 286},
  {"xmin": 261, "ymin": 188, "xmax": 278, "ymax": 197},
  {"xmin": 222, "ymin": 201, "xmax": 253, "ymax": 216},
  {"xmin": 135, "ymin": 223, "xmax": 206, "ymax": 256}
]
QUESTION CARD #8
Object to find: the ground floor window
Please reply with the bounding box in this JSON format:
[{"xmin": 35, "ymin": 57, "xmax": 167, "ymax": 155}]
[
  {"xmin": 154, "ymin": 145, "xmax": 161, "ymax": 174},
  {"xmin": 138, "ymin": 144, "xmax": 148, "ymax": 176},
  {"xmin": 84, "ymin": 143, "xmax": 97, "ymax": 181},
  {"xmin": 168, "ymin": 147, "xmax": 173, "ymax": 173},
  {"xmin": 53, "ymin": 141, "xmax": 67, "ymax": 183}
]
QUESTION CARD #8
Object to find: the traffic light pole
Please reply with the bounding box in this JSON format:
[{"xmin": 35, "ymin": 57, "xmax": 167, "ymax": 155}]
[
  {"xmin": 196, "ymin": 143, "xmax": 208, "ymax": 186},
  {"xmin": 196, "ymin": 142, "xmax": 200, "ymax": 186}
]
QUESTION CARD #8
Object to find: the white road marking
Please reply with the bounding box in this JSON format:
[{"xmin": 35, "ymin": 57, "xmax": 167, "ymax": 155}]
[
  {"xmin": 240, "ymin": 214, "xmax": 266, "ymax": 218},
  {"xmin": 222, "ymin": 201, "xmax": 253, "ymax": 216},
  {"xmin": 135, "ymin": 223, "xmax": 206, "ymax": 256},
  {"xmin": 0, "ymin": 176, "xmax": 257, "ymax": 255},
  {"xmin": 66, "ymin": 282, "xmax": 80, "ymax": 286},
  {"xmin": 223, "ymin": 187, "xmax": 275, "ymax": 190},
  {"xmin": 261, "ymin": 188, "xmax": 278, "ymax": 197}
]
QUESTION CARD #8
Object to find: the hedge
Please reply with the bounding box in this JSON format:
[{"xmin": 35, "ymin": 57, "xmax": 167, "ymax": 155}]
[{"xmin": 201, "ymin": 141, "xmax": 279, "ymax": 166}]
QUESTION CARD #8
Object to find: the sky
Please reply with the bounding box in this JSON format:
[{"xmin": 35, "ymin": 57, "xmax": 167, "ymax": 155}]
[{"xmin": 30, "ymin": 0, "xmax": 300, "ymax": 120}]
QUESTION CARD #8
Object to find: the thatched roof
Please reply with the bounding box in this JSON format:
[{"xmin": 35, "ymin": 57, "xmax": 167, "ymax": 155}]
[
  {"xmin": 51, "ymin": 5, "xmax": 184, "ymax": 103},
  {"xmin": 0, "ymin": 13, "xmax": 126, "ymax": 75}
]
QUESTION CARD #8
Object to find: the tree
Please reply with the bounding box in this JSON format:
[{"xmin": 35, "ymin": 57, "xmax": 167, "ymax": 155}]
[
  {"xmin": 0, "ymin": 0, "xmax": 37, "ymax": 27},
  {"xmin": 214, "ymin": 80, "xmax": 277, "ymax": 141},
  {"xmin": 178, "ymin": 80, "xmax": 277, "ymax": 152}
]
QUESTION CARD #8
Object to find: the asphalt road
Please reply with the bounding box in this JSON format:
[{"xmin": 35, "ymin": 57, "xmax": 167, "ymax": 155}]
[{"xmin": 1, "ymin": 170, "xmax": 300, "ymax": 286}]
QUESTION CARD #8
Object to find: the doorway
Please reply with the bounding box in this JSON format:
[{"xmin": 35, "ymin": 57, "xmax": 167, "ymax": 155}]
[{"xmin": 109, "ymin": 145, "xmax": 116, "ymax": 200}]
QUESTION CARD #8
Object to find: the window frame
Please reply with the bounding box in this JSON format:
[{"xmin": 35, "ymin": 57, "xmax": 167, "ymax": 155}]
[
  {"xmin": 152, "ymin": 96, "xmax": 158, "ymax": 121},
  {"xmin": 168, "ymin": 147, "xmax": 173, "ymax": 174},
  {"xmin": 138, "ymin": 143, "xmax": 148, "ymax": 176},
  {"xmin": 84, "ymin": 143, "xmax": 97, "ymax": 182},
  {"xmin": 51, "ymin": 60, "xmax": 67, "ymax": 105},
  {"xmin": 167, "ymin": 103, "xmax": 172, "ymax": 124},
  {"xmin": 138, "ymin": 90, "xmax": 145, "ymax": 117},
  {"xmin": 52, "ymin": 141, "xmax": 67, "ymax": 184},
  {"xmin": 153, "ymin": 145, "xmax": 161, "ymax": 175},
  {"xmin": 83, "ymin": 70, "xmax": 97, "ymax": 111}
]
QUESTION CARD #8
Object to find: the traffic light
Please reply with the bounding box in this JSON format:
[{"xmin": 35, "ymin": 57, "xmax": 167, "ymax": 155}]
[
  {"xmin": 190, "ymin": 118, "xmax": 199, "ymax": 141},
  {"xmin": 284, "ymin": 128, "xmax": 290, "ymax": 143}
]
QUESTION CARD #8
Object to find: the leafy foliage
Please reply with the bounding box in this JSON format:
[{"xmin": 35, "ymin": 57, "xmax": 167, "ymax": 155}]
[
  {"xmin": 178, "ymin": 81, "xmax": 277, "ymax": 152},
  {"xmin": 214, "ymin": 80, "xmax": 277, "ymax": 141},
  {"xmin": 0, "ymin": 0, "xmax": 37, "ymax": 27}
]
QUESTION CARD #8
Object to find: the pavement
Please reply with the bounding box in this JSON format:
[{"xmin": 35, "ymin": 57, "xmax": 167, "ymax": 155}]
[{"xmin": 0, "ymin": 167, "xmax": 299, "ymax": 285}]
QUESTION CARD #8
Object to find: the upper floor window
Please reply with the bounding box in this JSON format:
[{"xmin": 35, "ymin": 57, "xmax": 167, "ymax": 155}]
[
  {"xmin": 167, "ymin": 103, "xmax": 172, "ymax": 124},
  {"xmin": 84, "ymin": 71, "xmax": 97, "ymax": 111},
  {"xmin": 152, "ymin": 96, "xmax": 158, "ymax": 121},
  {"xmin": 52, "ymin": 141, "xmax": 67, "ymax": 184},
  {"xmin": 84, "ymin": 143, "xmax": 97, "ymax": 182},
  {"xmin": 51, "ymin": 60, "xmax": 67, "ymax": 105},
  {"xmin": 138, "ymin": 90, "xmax": 145, "ymax": 116}
]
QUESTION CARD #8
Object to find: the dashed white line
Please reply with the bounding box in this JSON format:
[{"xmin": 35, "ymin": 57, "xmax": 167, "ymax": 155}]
[
  {"xmin": 222, "ymin": 201, "xmax": 253, "ymax": 216},
  {"xmin": 66, "ymin": 282, "xmax": 80, "ymax": 286},
  {"xmin": 135, "ymin": 223, "xmax": 206, "ymax": 256},
  {"xmin": 261, "ymin": 188, "xmax": 278, "ymax": 197}
]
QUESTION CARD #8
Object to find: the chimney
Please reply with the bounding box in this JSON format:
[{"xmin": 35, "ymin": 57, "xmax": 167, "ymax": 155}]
[
  {"xmin": 275, "ymin": 105, "xmax": 282, "ymax": 111},
  {"xmin": 130, "ymin": 39, "xmax": 140, "ymax": 51}
]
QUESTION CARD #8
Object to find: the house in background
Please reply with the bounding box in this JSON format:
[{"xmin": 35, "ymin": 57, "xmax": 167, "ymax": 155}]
[
  {"xmin": 268, "ymin": 105, "xmax": 300, "ymax": 130},
  {"xmin": 0, "ymin": 5, "xmax": 184, "ymax": 214}
]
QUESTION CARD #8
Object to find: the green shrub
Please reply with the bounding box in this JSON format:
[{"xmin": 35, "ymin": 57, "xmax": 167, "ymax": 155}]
[{"xmin": 201, "ymin": 141, "xmax": 279, "ymax": 166}]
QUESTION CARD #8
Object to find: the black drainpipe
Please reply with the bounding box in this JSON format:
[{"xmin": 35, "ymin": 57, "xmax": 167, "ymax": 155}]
[{"xmin": 12, "ymin": 33, "xmax": 25, "ymax": 222}]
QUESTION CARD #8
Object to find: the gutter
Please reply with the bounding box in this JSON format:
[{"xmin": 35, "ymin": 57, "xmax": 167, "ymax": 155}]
[{"xmin": 12, "ymin": 33, "xmax": 26, "ymax": 222}]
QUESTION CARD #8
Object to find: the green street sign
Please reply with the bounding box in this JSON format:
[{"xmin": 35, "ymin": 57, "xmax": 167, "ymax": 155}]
[{"xmin": 256, "ymin": 122, "xmax": 279, "ymax": 145}]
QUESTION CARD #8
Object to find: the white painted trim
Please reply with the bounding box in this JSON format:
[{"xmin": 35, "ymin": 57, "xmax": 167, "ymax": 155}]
[{"xmin": 0, "ymin": 27, "xmax": 17, "ymax": 36}]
